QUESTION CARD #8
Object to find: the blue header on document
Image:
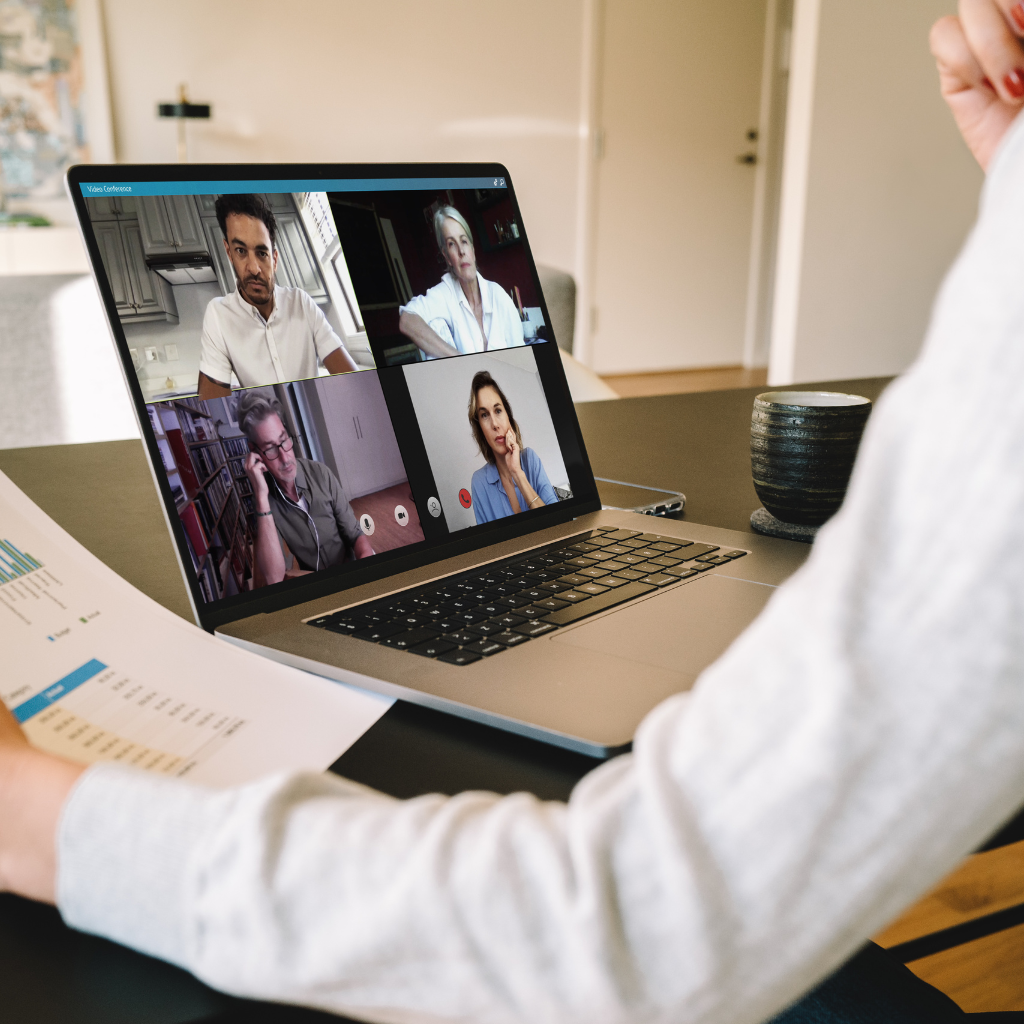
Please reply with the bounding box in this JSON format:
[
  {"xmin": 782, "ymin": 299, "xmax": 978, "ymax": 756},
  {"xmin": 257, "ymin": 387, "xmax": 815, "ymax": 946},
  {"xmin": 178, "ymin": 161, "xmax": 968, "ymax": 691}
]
[{"xmin": 79, "ymin": 177, "xmax": 508, "ymax": 198}]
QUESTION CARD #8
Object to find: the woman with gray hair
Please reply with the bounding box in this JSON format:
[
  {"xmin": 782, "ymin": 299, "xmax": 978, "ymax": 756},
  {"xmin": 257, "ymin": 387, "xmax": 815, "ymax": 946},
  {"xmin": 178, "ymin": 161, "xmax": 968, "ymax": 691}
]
[{"xmin": 398, "ymin": 205, "xmax": 526, "ymax": 358}]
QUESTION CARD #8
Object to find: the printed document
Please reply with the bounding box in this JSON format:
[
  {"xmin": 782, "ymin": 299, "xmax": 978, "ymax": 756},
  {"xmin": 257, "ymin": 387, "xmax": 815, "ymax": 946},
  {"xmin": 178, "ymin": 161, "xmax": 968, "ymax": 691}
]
[{"xmin": 0, "ymin": 469, "xmax": 393, "ymax": 786}]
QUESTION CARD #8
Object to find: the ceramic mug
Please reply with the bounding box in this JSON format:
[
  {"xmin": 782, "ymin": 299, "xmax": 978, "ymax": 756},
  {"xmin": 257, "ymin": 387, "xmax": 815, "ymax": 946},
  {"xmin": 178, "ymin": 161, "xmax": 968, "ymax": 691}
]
[{"xmin": 750, "ymin": 391, "xmax": 872, "ymax": 526}]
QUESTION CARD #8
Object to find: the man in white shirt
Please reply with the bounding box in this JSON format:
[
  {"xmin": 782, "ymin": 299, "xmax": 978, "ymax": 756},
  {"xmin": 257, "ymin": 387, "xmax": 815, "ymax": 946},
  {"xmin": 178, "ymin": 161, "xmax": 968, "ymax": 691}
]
[
  {"xmin": 2, "ymin": 9, "xmax": 1024, "ymax": 1024},
  {"xmin": 197, "ymin": 194, "xmax": 361, "ymax": 398}
]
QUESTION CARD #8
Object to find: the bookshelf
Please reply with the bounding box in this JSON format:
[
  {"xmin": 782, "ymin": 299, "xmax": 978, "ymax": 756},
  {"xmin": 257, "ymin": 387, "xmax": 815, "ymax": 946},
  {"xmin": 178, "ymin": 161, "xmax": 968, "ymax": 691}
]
[{"xmin": 148, "ymin": 399, "xmax": 254, "ymax": 602}]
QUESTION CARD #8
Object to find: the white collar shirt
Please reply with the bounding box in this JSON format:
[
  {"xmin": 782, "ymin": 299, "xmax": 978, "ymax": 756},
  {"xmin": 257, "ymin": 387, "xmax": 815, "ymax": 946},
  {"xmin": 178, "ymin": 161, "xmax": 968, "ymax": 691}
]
[
  {"xmin": 199, "ymin": 285, "xmax": 345, "ymax": 389},
  {"xmin": 399, "ymin": 271, "xmax": 526, "ymax": 355}
]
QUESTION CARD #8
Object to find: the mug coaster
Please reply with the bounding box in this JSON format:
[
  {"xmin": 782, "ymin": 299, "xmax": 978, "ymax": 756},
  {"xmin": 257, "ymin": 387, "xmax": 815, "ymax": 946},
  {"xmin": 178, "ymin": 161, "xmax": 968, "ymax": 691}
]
[{"xmin": 750, "ymin": 507, "xmax": 819, "ymax": 544}]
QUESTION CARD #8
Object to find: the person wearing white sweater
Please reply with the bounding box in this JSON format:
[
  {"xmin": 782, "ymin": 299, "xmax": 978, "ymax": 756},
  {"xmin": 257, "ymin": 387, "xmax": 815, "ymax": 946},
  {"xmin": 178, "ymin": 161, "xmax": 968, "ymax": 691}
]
[{"xmin": 3, "ymin": 5, "xmax": 1024, "ymax": 1022}]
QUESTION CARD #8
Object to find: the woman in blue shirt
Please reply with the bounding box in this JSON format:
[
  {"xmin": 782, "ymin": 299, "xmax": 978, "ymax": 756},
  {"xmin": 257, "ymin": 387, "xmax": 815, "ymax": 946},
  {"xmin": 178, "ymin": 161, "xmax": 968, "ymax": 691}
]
[{"xmin": 468, "ymin": 370, "xmax": 558, "ymax": 524}]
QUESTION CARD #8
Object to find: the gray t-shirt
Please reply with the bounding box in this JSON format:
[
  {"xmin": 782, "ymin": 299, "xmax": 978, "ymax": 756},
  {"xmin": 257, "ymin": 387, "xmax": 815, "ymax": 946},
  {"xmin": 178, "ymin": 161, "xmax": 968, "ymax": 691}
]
[{"xmin": 266, "ymin": 457, "xmax": 361, "ymax": 571}]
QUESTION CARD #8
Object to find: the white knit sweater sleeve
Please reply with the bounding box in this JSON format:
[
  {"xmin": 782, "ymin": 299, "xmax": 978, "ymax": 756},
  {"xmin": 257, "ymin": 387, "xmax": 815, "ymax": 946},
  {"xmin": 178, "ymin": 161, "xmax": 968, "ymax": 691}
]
[{"xmin": 56, "ymin": 117, "xmax": 1024, "ymax": 1024}]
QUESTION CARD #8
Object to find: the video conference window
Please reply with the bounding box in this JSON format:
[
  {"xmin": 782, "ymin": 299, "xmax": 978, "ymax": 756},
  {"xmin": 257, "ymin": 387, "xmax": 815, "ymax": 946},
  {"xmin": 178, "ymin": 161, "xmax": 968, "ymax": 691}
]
[
  {"xmin": 403, "ymin": 347, "xmax": 571, "ymax": 531},
  {"xmin": 329, "ymin": 188, "xmax": 550, "ymax": 367},
  {"xmin": 83, "ymin": 190, "xmax": 375, "ymax": 402},
  {"xmin": 147, "ymin": 370, "xmax": 423, "ymax": 604}
]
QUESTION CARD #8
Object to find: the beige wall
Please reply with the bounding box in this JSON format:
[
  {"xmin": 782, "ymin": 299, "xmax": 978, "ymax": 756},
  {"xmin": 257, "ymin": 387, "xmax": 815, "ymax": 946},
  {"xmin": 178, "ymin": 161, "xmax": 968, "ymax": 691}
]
[
  {"xmin": 99, "ymin": 0, "xmax": 588, "ymax": 280},
  {"xmin": 769, "ymin": 0, "xmax": 984, "ymax": 385}
]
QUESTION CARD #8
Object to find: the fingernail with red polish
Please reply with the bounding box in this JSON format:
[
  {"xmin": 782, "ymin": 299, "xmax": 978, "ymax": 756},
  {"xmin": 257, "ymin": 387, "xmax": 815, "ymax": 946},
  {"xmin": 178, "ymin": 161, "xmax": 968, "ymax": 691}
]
[
  {"xmin": 1004, "ymin": 68, "xmax": 1024, "ymax": 98},
  {"xmin": 1012, "ymin": 3, "xmax": 1024, "ymax": 33}
]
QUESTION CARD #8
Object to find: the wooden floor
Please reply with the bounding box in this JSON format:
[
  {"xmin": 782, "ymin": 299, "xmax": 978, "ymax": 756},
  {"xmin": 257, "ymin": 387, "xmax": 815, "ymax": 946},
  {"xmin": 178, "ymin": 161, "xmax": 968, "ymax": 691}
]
[
  {"xmin": 873, "ymin": 839, "xmax": 1024, "ymax": 1011},
  {"xmin": 600, "ymin": 365, "xmax": 768, "ymax": 398}
]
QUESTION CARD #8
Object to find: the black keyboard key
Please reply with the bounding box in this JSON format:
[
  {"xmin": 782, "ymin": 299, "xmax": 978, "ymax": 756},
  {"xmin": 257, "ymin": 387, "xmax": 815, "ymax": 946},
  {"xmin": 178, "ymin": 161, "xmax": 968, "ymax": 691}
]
[
  {"xmin": 469, "ymin": 621, "xmax": 505, "ymax": 636},
  {"xmin": 598, "ymin": 574, "xmax": 630, "ymax": 588},
  {"xmin": 463, "ymin": 639, "xmax": 505, "ymax": 656},
  {"xmin": 492, "ymin": 612, "xmax": 526, "ymax": 629},
  {"xmin": 630, "ymin": 548, "xmax": 662, "ymax": 560},
  {"xmin": 409, "ymin": 638, "xmax": 457, "ymax": 658},
  {"xmin": 638, "ymin": 533, "xmax": 674, "ymax": 543},
  {"xmin": 488, "ymin": 583, "xmax": 520, "ymax": 596},
  {"xmin": 438, "ymin": 649, "xmax": 482, "ymax": 666},
  {"xmin": 538, "ymin": 581, "xmax": 571, "ymax": 593},
  {"xmin": 664, "ymin": 566, "xmax": 699, "ymax": 579},
  {"xmin": 513, "ymin": 620, "xmax": 558, "ymax": 637},
  {"xmin": 534, "ymin": 597, "xmax": 570, "ymax": 611},
  {"xmin": 602, "ymin": 529, "xmax": 641, "ymax": 541},
  {"xmin": 692, "ymin": 561, "xmax": 716, "ymax": 572},
  {"xmin": 620, "ymin": 539, "xmax": 650, "ymax": 549},
  {"xmin": 577, "ymin": 582, "xmax": 610, "ymax": 595},
  {"xmin": 433, "ymin": 618, "xmax": 463, "ymax": 633},
  {"xmin": 640, "ymin": 573, "xmax": 677, "ymax": 587},
  {"xmin": 650, "ymin": 541, "xmax": 683, "ymax": 552},
  {"xmin": 443, "ymin": 629, "xmax": 478, "ymax": 645},
  {"xmin": 517, "ymin": 588, "xmax": 549, "ymax": 601},
  {"xmin": 570, "ymin": 541, "xmax": 602, "ymax": 553},
  {"xmin": 600, "ymin": 544, "xmax": 633, "ymax": 556},
  {"xmin": 383, "ymin": 627, "xmax": 441, "ymax": 649},
  {"xmin": 677, "ymin": 544, "xmax": 720, "ymax": 561},
  {"xmin": 721, "ymin": 549, "xmax": 747, "ymax": 559},
  {"xmin": 559, "ymin": 573, "xmax": 590, "ymax": 586},
  {"xmin": 542, "ymin": 581, "xmax": 656, "ymax": 625},
  {"xmin": 453, "ymin": 610, "xmax": 489, "ymax": 624},
  {"xmin": 393, "ymin": 614, "xmax": 430, "ymax": 629},
  {"xmin": 564, "ymin": 556, "xmax": 600, "ymax": 568},
  {"xmin": 352, "ymin": 622, "xmax": 409, "ymax": 642},
  {"xmin": 577, "ymin": 566, "xmax": 611, "ymax": 578},
  {"xmin": 558, "ymin": 591, "xmax": 591, "ymax": 603},
  {"xmin": 697, "ymin": 555, "xmax": 733, "ymax": 566},
  {"xmin": 633, "ymin": 562, "xmax": 665, "ymax": 574},
  {"xmin": 615, "ymin": 553, "xmax": 647, "ymax": 565},
  {"xmin": 491, "ymin": 630, "xmax": 531, "ymax": 647},
  {"xmin": 498, "ymin": 595, "xmax": 532, "ymax": 608},
  {"xmin": 318, "ymin": 619, "xmax": 362, "ymax": 635},
  {"xmin": 475, "ymin": 602, "xmax": 505, "ymax": 617},
  {"xmin": 518, "ymin": 606, "xmax": 549, "ymax": 619},
  {"xmin": 599, "ymin": 560, "xmax": 630, "ymax": 572},
  {"xmin": 651, "ymin": 555, "xmax": 683, "ymax": 567},
  {"xmin": 612, "ymin": 568, "xmax": 646, "ymax": 581},
  {"xmin": 529, "ymin": 570, "xmax": 561, "ymax": 582}
]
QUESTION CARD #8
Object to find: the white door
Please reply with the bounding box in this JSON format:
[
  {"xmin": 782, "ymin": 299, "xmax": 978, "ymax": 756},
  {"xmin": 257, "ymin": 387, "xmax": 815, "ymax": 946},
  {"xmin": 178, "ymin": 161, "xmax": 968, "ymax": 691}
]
[{"xmin": 589, "ymin": 0, "xmax": 768, "ymax": 375}]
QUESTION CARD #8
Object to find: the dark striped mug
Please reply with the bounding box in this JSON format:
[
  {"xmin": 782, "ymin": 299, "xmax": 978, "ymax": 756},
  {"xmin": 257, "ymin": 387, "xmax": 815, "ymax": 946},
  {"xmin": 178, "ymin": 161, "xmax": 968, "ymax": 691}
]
[{"xmin": 751, "ymin": 391, "xmax": 872, "ymax": 526}]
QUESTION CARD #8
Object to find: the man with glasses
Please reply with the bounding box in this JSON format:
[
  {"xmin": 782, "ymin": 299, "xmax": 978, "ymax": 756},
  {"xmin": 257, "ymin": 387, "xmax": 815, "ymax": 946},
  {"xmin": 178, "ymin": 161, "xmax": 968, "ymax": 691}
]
[
  {"xmin": 197, "ymin": 193, "xmax": 362, "ymax": 400},
  {"xmin": 237, "ymin": 391, "xmax": 373, "ymax": 585}
]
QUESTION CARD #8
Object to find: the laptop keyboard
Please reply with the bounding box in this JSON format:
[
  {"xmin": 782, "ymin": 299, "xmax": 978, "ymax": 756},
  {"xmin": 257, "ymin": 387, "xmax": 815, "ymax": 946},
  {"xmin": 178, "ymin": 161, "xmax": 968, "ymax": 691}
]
[{"xmin": 307, "ymin": 527, "xmax": 747, "ymax": 666}]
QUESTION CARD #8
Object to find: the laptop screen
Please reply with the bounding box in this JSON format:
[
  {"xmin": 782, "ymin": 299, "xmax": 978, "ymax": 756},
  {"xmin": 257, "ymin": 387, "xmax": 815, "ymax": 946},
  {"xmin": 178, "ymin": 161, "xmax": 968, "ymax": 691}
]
[{"xmin": 70, "ymin": 167, "xmax": 598, "ymax": 622}]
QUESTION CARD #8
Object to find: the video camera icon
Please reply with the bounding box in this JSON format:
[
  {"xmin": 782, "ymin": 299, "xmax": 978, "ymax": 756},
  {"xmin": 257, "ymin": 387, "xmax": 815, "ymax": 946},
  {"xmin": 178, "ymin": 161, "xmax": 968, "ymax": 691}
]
[{"xmin": 394, "ymin": 505, "xmax": 409, "ymax": 527}]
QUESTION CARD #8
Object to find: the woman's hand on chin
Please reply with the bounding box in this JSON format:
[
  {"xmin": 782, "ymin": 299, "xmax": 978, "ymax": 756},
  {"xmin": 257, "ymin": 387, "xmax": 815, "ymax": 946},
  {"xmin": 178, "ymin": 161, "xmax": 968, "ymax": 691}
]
[
  {"xmin": 932, "ymin": 2, "xmax": 1024, "ymax": 171},
  {"xmin": 502, "ymin": 430, "xmax": 523, "ymax": 476}
]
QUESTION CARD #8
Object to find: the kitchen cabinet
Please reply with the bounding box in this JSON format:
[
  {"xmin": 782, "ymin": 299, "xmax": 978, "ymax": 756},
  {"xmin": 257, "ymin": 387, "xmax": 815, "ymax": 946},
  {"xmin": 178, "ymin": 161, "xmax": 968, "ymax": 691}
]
[
  {"xmin": 137, "ymin": 195, "xmax": 206, "ymax": 255},
  {"xmin": 202, "ymin": 217, "xmax": 236, "ymax": 295},
  {"xmin": 91, "ymin": 217, "xmax": 178, "ymax": 324},
  {"xmin": 84, "ymin": 196, "xmax": 137, "ymax": 220}
]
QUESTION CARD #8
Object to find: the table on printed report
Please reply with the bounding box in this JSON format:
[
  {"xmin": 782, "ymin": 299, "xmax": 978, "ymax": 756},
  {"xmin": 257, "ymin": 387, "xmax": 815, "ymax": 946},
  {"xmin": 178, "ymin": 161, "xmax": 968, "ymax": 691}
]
[{"xmin": 0, "ymin": 379, "xmax": 891, "ymax": 1024}]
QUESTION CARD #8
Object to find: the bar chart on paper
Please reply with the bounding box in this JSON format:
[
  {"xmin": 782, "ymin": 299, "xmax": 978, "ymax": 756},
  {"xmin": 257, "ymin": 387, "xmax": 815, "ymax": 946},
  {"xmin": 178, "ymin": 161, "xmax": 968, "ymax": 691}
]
[
  {"xmin": 0, "ymin": 537, "xmax": 42, "ymax": 581},
  {"xmin": 12, "ymin": 656, "xmax": 246, "ymax": 777}
]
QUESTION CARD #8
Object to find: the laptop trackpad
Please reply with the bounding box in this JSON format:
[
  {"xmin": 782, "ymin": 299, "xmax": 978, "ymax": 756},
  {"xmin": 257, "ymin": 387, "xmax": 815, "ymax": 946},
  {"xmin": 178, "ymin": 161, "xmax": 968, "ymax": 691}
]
[{"xmin": 550, "ymin": 574, "xmax": 774, "ymax": 675}]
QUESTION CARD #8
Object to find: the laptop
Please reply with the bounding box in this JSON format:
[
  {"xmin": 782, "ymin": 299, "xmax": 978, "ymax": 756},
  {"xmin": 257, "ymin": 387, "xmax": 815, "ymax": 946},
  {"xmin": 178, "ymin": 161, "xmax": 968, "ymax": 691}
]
[{"xmin": 66, "ymin": 162, "xmax": 806, "ymax": 758}]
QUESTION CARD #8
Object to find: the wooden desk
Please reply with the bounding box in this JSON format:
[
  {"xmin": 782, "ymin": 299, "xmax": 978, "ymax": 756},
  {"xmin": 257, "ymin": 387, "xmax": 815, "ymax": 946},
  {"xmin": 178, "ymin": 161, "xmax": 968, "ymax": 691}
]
[{"xmin": 0, "ymin": 378, "xmax": 892, "ymax": 1024}]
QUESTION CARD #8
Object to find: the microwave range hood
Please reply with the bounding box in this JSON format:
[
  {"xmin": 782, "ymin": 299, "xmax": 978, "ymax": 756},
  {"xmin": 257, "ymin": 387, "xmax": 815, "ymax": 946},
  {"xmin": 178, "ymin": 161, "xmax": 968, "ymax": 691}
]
[{"xmin": 146, "ymin": 251, "xmax": 219, "ymax": 285}]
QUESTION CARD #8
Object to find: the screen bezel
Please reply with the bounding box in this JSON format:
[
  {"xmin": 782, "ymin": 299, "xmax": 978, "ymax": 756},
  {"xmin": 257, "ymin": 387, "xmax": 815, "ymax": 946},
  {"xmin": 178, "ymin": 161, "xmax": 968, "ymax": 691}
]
[{"xmin": 65, "ymin": 161, "xmax": 602, "ymax": 632}]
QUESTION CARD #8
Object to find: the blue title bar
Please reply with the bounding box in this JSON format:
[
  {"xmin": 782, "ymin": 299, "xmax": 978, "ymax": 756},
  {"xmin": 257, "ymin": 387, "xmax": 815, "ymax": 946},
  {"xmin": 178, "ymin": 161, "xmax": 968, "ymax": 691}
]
[
  {"xmin": 13, "ymin": 658, "xmax": 107, "ymax": 723},
  {"xmin": 79, "ymin": 177, "xmax": 508, "ymax": 198}
]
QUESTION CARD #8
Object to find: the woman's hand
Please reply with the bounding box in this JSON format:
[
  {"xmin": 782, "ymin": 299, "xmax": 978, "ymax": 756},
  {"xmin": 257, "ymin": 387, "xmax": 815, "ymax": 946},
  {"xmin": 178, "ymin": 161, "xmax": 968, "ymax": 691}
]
[
  {"xmin": 502, "ymin": 429, "xmax": 523, "ymax": 477},
  {"xmin": 932, "ymin": 1, "xmax": 1024, "ymax": 170},
  {"xmin": 0, "ymin": 702, "xmax": 84, "ymax": 902}
]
